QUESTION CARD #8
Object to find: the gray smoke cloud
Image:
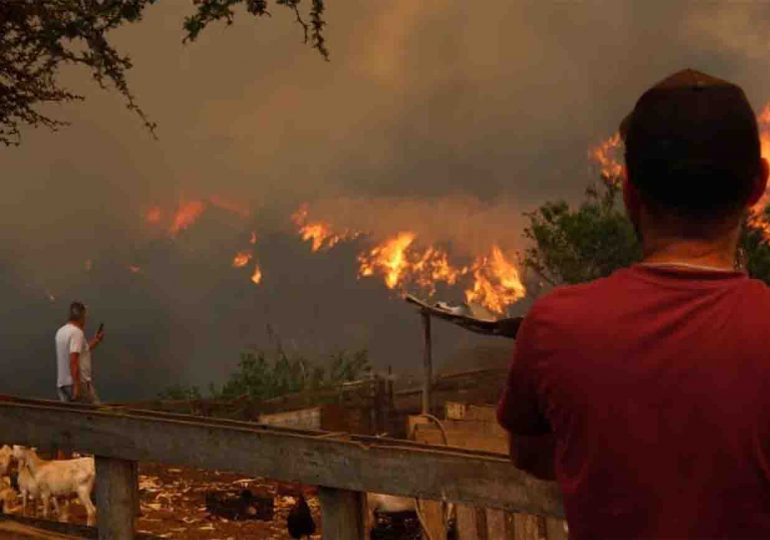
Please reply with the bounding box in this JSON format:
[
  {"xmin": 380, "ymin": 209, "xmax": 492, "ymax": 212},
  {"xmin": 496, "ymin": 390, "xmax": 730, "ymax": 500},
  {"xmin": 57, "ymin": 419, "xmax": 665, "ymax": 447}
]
[{"xmin": 2, "ymin": 0, "xmax": 770, "ymax": 400}]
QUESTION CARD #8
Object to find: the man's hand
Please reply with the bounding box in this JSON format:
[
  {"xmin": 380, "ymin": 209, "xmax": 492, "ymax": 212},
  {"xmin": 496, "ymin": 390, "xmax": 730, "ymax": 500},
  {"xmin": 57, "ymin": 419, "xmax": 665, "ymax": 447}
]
[{"xmin": 89, "ymin": 330, "xmax": 104, "ymax": 350}]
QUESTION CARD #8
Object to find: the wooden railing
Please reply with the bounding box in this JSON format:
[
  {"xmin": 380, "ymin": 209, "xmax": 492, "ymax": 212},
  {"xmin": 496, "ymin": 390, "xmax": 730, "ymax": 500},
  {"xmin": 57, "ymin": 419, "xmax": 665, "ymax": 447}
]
[{"xmin": 0, "ymin": 396, "xmax": 564, "ymax": 539}]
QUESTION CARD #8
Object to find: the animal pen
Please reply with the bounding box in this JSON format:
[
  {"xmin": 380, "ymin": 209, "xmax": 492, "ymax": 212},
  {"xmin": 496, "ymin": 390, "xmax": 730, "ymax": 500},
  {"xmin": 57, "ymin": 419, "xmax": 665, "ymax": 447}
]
[
  {"xmin": 0, "ymin": 396, "xmax": 564, "ymax": 539},
  {"xmin": 0, "ymin": 299, "xmax": 565, "ymax": 539}
]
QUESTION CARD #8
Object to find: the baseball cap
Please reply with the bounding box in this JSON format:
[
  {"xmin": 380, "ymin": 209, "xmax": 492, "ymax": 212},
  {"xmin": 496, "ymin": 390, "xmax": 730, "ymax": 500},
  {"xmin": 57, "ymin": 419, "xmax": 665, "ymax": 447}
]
[{"xmin": 621, "ymin": 69, "xmax": 761, "ymax": 215}]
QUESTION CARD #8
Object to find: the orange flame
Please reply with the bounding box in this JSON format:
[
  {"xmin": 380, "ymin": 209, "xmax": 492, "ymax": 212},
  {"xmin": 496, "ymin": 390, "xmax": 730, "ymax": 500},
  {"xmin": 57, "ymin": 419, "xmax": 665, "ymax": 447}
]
[
  {"xmin": 251, "ymin": 264, "xmax": 263, "ymax": 284},
  {"xmin": 465, "ymin": 246, "xmax": 526, "ymax": 315},
  {"xmin": 169, "ymin": 200, "xmax": 206, "ymax": 236},
  {"xmin": 358, "ymin": 232, "xmax": 416, "ymax": 289},
  {"xmin": 249, "ymin": 231, "xmax": 257, "ymax": 245},
  {"xmin": 356, "ymin": 232, "xmax": 524, "ymax": 314},
  {"xmin": 292, "ymin": 204, "xmax": 360, "ymax": 251},
  {"xmin": 293, "ymin": 205, "xmax": 526, "ymax": 314},
  {"xmin": 232, "ymin": 251, "xmax": 252, "ymax": 268},
  {"xmin": 747, "ymin": 105, "xmax": 770, "ymax": 240},
  {"xmin": 589, "ymin": 132, "xmax": 624, "ymax": 183}
]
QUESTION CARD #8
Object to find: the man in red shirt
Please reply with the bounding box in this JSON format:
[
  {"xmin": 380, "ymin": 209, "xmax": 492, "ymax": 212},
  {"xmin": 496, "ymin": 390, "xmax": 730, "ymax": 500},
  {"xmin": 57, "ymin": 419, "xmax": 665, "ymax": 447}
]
[{"xmin": 498, "ymin": 69, "xmax": 770, "ymax": 539}]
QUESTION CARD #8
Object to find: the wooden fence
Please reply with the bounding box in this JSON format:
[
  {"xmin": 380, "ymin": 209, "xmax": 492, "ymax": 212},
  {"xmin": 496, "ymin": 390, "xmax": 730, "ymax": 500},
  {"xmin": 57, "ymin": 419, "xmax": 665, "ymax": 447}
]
[{"xmin": 0, "ymin": 395, "xmax": 565, "ymax": 540}]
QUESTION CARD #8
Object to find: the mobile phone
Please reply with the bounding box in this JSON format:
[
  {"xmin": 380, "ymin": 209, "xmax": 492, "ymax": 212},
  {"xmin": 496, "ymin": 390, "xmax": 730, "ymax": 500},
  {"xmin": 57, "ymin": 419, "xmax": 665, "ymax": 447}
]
[{"xmin": 97, "ymin": 322, "xmax": 104, "ymax": 334}]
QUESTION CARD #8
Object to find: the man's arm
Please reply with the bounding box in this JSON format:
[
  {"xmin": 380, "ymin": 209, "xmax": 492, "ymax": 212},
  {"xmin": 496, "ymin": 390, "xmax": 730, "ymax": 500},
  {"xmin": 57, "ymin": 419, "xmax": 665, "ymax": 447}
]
[
  {"xmin": 497, "ymin": 308, "xmax": 557, "ymax": 480},
  {"xmin": 88, "ymin": 333, "xmax": 103, "ymax": 351},
  {"xmin": 69, "ymin": 352, "xmax": 80, "ymax": 399}
]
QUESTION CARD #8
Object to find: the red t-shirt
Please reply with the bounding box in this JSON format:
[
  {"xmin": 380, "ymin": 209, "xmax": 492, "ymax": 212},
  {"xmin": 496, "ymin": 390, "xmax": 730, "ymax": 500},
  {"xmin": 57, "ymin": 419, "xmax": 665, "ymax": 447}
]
[{"xmin": 498, "ymin": 264, "xmax": 770, "ymax": 539}]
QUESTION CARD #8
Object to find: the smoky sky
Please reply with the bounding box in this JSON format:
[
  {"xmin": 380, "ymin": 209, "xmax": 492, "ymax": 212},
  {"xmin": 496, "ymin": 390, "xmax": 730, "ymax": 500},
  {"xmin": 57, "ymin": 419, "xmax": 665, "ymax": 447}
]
[{"xmin": 3, "ymin": 0, "xmax": 770, "ymax": 400}]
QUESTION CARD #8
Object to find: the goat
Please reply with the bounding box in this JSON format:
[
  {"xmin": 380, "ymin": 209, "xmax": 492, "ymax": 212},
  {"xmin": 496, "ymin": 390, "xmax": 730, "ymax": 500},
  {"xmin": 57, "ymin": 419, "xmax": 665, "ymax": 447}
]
[
  {"xmin": 13, "ymin": 446, "xmax": 95, "ymax": 525},
  {"xmin": 0, "ymin": 446, "xmax": 12, "ymax": 476}
]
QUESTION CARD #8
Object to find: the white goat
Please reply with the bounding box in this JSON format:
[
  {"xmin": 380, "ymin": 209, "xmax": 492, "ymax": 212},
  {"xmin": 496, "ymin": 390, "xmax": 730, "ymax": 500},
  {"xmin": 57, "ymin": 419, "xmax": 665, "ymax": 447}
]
[
  {"xmin": 0, "ymin": 446, "xmax": 12, "ymax": 476},
  {"xmin": 16, "ymin": 458, "xmax": 43, "ymax": 517},
  {"xmin": 13, "ymin": 446, "xmax": 95, "ymax": 525}
]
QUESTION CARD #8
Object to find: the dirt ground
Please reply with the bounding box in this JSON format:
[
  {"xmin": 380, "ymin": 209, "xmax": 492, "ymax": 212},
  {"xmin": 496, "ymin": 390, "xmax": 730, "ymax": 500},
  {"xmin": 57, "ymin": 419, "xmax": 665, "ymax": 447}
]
[
  {"xmin": 7, "ymin": 462, "xmax": 425, "ymax": 539},
  {"xmin": 20, "ymin": 463, "xmax": 322, "ymax": 540}
]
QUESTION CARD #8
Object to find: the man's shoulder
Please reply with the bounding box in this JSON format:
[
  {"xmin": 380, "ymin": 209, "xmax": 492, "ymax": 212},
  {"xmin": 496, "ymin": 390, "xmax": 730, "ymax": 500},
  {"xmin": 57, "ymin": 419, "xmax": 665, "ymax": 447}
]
[
  {"xmin": 528, "ymin": 272, "xmax": 623, "ymax": 317},
  {"xmin": 55, "ymin": 323, "xmax": 83, "ymax": 339}
]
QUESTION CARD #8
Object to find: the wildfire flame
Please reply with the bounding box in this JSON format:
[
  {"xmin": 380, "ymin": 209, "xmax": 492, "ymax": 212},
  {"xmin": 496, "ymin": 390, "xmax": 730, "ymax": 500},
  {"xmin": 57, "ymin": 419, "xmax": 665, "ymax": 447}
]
[
  {"xmin": 169, "ymin": 200, "xmax": 206, "ymax": 237},
  {"xmin": 232, "ymin": 251, "xmax": 252, "ymax": 268},
  {"xmin": 249, "ymin": 231, "xmax": 257, "ymax": 245},
  {"xmin": 743, "ymin": 105, "xmax": 770, "ymax": 241},
  {"xmin": 293, "ymin": 204, "xmax": 526, "ymax": 315},
  {"xmin": 465, "ymin": 247, "xmax": 527, "ymax": 315},
  {"xmin": 589, "ymin": 132, "xmax": 624, "ymax": 183},
  {"xmin": 292, "ymin": 204, "xmax": 360, "ymax": 252},
  {"xmin": 251, "ymin": 264, "xmax": 263, "ymax": 284},
  {"xmin": 358, "ymin": 232, "xmax": 417, "ymax": 289}
]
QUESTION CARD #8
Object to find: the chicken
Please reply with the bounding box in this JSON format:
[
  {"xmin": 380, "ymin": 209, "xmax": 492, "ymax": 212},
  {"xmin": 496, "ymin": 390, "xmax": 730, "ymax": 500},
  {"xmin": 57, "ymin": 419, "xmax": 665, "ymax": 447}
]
[{"xmin": 287, "ymin": 494, "xmax": 316, "ymax": 539}]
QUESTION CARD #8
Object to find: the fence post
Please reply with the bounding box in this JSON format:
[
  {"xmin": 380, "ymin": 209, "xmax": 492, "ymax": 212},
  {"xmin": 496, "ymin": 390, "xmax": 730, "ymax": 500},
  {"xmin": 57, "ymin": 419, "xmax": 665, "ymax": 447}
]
[
  {"xmin": 421, "ymin": 310, "xmax": 433, "ymax": 415},
  {"xmin": 318, "ymin": 486, "xmax": 365, "ymax": 540},
  {"xmin": 95, "ymin": 456, "xmax": 136, "ymax": 539}
]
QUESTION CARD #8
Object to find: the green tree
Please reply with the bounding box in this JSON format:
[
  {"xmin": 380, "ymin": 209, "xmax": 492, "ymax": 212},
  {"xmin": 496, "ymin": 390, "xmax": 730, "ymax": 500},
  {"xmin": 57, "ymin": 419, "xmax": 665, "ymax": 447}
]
[
  {"xmin": 211, "ymin": 347, "xmax": 371, "ymax": 401},
  {"xmin": 523, "ymin": 173, "xmax": 770, "ymax": 287},
  {"xmin": 0, "ymin": 0, "xmax": 327, "ymax": 146}
]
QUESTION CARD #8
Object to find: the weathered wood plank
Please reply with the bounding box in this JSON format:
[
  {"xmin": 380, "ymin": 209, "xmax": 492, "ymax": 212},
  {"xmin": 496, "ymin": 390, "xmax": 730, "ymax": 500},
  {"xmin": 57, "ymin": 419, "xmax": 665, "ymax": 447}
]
[
  {"xmin": 486, "ymin": 508, "xmax": 511, "ymax": 540},
  {"xmin": 456, "ymin": 504, "xmax": 478, "ymax": 540},
  {"xmin": 0, "ymin": 399, "xmax": 563, "ymax": 518},
  {"xmin": 318, "ymin": 487, "xmax": 365, "ymax": 540},
  {"xmin": 512, "ymin": 513, "xmax": 541, "ymax": 540},
  {"xmin": 417, "ymin": 499, "xmax": 446, "ymax": 540},
  {"xmin": 95, "ymin": 457, "xmax": 135, "ymax": 539},
  {"xmin": 545, "ymin": 517, "xmax": 568, "ymax": 540}
]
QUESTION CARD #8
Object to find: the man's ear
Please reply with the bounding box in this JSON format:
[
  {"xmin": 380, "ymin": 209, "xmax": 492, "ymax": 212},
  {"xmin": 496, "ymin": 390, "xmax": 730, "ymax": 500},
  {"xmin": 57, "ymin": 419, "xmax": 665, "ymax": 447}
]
[{"xmin": 748, "ymin": 158, "xmax": 769, "ymax": 207}]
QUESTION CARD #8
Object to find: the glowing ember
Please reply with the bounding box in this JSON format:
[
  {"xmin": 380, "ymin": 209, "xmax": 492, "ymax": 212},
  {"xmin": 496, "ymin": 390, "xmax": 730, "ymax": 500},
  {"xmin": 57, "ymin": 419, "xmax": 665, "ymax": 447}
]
[
  {"xmin": 145, "ymin": 206, "xmax": 162, "ymax": 224},
  {"xmin": 232, "ymin": 251, "xmax": 252, "ymax": 268},
  {"xmin": 465, "ymin": 246, "xmax": 526, "ymax": 315},
  {"xmin": 169, "ymin": 200, "xmax": 206, "ymax": 236},
  {"xmin": 129, "ymin": 265, "xmax": 141, "ymax": 274},
  {"xmin": 249, "ymin": 231, "xmax": 257, "ymax": 245},
  {"xmin": 251, "ymin": 264, "xmax": 263, "ymax": 284},
  {"xmin": 292, "ymin": 204, "xmax": 360, "ymax": 251},
  {"xmin": 589, "ymin": 132, "xmax": 624, "ymax": 183}
]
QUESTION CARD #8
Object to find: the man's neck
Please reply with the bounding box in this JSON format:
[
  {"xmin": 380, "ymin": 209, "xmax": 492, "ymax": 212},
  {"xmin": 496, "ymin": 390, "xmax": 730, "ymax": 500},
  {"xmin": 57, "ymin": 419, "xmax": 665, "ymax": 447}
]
[{"xmin": 642, "ymin": 235, "xmax": 738, "ymax": 271}]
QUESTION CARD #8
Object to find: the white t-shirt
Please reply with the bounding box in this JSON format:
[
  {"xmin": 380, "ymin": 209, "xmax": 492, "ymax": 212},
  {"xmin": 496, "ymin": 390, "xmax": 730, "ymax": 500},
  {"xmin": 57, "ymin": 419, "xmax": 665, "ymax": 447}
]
[{"xmin": 55, "ymin": 323, "xmax": 92, "ymax": 388}]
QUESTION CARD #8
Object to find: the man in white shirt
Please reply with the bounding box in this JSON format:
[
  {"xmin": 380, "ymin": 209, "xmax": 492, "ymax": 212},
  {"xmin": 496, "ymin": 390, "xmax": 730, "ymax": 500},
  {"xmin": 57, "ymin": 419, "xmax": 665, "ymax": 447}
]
[{"xmin": 55, "ymin": 301, "xmax": 104, "ymax": 403}]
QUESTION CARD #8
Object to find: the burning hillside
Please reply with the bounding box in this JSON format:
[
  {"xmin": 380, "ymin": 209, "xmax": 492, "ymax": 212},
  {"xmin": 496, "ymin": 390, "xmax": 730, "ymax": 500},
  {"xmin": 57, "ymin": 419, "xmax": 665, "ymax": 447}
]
[{"xmin": 292, "ymin": 202, "xmax": 526, "ymax": 316}]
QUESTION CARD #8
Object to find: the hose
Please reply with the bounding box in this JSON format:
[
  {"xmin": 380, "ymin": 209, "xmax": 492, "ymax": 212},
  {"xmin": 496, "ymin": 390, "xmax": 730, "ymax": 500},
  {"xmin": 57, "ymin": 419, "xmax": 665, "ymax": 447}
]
[{"xmin": 409, "ymin": 413, "xmax": 451, "ymax": 540}]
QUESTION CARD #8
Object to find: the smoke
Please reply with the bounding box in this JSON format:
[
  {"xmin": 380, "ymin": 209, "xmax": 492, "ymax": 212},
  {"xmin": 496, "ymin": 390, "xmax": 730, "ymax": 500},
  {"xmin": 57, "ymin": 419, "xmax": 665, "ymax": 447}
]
[
  {"xmin": 3, "ymin": 1, "xmax": 770, "ymax": 400},
  {"xmin": 301, "ymin": 195, "xmax": 526, "ymax": 258}
]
